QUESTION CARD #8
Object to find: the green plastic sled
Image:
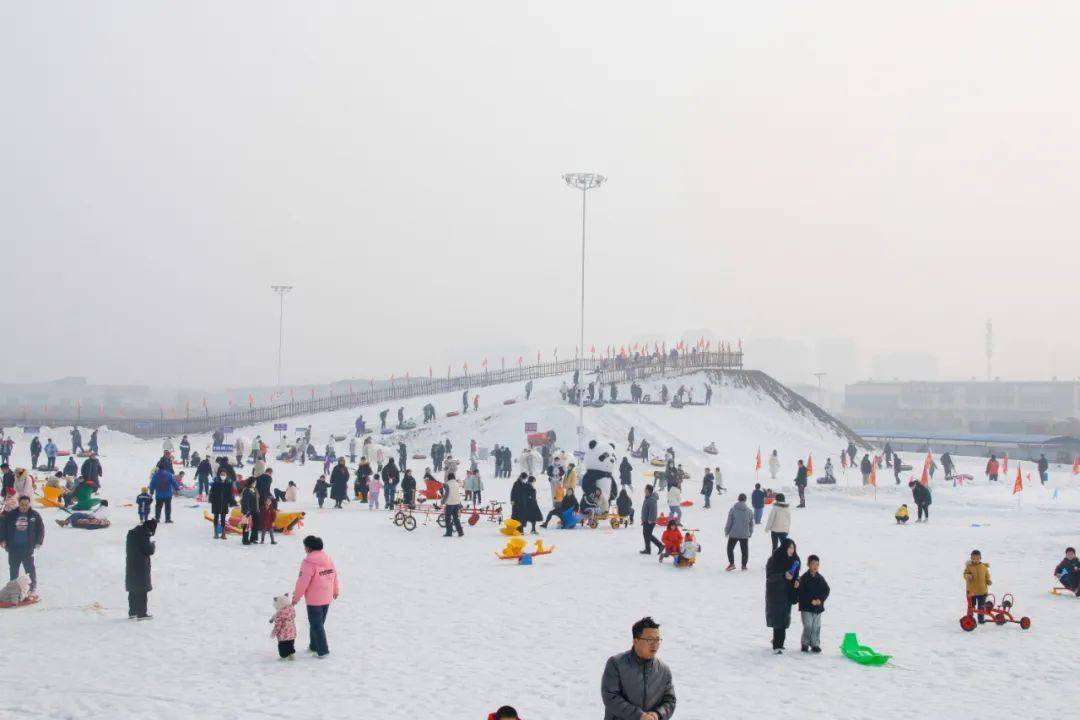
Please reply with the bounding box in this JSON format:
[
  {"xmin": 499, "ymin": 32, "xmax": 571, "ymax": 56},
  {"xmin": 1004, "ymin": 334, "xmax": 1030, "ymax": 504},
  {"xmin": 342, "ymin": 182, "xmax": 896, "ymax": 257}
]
[{"xmin": 840, "ymin": 633, "xmax": 891, "ymax": 666}]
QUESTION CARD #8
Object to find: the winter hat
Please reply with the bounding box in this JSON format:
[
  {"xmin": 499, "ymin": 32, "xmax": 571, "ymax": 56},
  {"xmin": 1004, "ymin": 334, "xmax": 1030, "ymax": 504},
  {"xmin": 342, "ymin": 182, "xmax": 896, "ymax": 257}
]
[{"xmin": 144, "ymin": 519, "xmax": 159, "ymax": 534}]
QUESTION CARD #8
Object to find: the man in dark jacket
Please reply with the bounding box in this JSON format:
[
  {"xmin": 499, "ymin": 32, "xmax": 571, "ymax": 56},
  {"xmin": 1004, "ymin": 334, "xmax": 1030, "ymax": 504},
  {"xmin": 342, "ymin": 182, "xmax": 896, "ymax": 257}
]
[
  {"xmin": 179, "ymin": 435, "xmax": 191, "ymax": 466},
  {"xmin": 509, "ymin": 473, "xmax": 528, "ymax": 527},
  {"xmin": 601, "ymin": 616, "xmax": 676, "ymax": 720},
  {"xmin": 724, "ymin": 493, "xmax": 754, "ymax": 570},
  {"xmin": 62, "ymin": 456, "xmax": 78, "ymax": 477},
  {"xmin": 80, "ymin": 453, "xmax": 103, "ymax": 486},
  {"xmin": 400, "ymin": 469, "xmax": 417, "ymax": 507},
  {"xmin": 909, "ymin": 480, "xmax": 932, "ymax": 522},
  {"xmin": 794, "ymin": 460, "xmax": 808, "ymax": 508},
  {"xmin": 941, "ymin": 451, "xmax": 955, "ymax": 478},
  {"xmin": 1, "ymin": 463, "xmax": 14, "ymax": 495},
  {"xmin": 701, "ymin": 469, "xmax": 715, "ymax": 509},
  {"xmin": 208, "ymin": 469, "xmax": 236, "ymax": 539},
  {"xmin": 255, "ymin": 468, "xmax": 274, "ymax": 503},
  {"xmin": 627, "ymin": 427, "xmax": 635, "ymax": 452},
  {"xmin": 30, "ymin": 436, "xmax": 42, "ymax": 469},
  {"xmin": 797, "ymin": 554, "xmax": 830, "ymax": 652},
  {"xmin": 750, "ymin": 483, "xmax": 766, "ymax": 524},
  {"xmin": 194, "ymin": 457, "xmax": 213, "ymax": 498},
  {"xmin": 859, "ymin": 454, "xmax": 872, "ymax": 486},
  {"xmin": 125, "ymin": 519, "xmax": 157, "ymax": 619},
  {"xmin": 398, "ymin": 442, "xmax": 407, "ymax": 471},
  {"xmin": 382, "ymin": 458, "xmax": 400, "ymax": 507},
  {"xmin": 1, "ymin": 496, "xmax": 45, "ymax": 592},
  {"xmin": 70, "ymin": 427, "xmax": 83, "ymax": 454},
  {"xmin": 619, "ymin": 457, "xmax": 633, "ymax": 487},
  {"xmin": 1038, "ymin": 454, "xmax": 1050, "ymax": 485},
  {"xmin": 639, "ymin": 485, "xmax": 664, "ymax": 555}
]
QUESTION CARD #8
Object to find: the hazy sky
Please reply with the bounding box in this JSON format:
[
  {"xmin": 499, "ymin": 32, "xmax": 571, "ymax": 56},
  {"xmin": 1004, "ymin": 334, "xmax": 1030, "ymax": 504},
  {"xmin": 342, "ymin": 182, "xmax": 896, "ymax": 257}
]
[{"xmin": 4, "ymin": 1, "xmax": 1079, "ymax": 390}]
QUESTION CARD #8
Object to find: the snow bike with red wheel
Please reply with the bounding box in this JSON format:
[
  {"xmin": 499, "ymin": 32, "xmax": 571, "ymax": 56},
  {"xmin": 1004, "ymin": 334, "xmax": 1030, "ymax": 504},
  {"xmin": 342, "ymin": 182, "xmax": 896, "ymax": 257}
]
[{"xmin": 959, "ymin": 593, "xmax": 1031, "ymax": 631}]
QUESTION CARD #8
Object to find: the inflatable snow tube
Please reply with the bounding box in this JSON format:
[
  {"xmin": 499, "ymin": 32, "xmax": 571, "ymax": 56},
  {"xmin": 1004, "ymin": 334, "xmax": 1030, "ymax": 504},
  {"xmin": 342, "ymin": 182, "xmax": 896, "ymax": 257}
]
[
  {"xmin": 560, "ymin": 509, "xmax": 582, "ymax": 529},
  {"xmin": 502, "ymin": 399, "xmax": 516, "ymax": 405},
  {"xmin": 176, "ymin": 486, "xmax": 199, "ymax": 499},
  {"xmin": 412, "ymin": 453, "xmax": 428, "ymax": 460},
  {"xmin": 446, "ymin": 411, "xmax": 460, "ymax": 417},
  {"xmin": 650, "ymin": 458, "xmax": 666, "ymax": 467},
  {"xmin": 70, "ymin": 517, "xmax": 111, "ymax": 530},
  {"xmin": 380, "ymin": 428, "xmax": 394, "ymax": 435},
  {"xmin": 396, "ymin": 422, "xmax": 417, "ymax": 431}
]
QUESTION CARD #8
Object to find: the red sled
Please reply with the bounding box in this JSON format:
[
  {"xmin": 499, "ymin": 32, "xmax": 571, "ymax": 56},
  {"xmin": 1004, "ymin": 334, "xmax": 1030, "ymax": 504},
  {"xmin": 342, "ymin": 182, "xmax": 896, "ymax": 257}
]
[
  {"xmin": 0, "ymin": 595, "xmax": 40, "ymax": 609},
  {"xmin": 446, "ymin": 411, "xmax": 460, "ymax": 417}
]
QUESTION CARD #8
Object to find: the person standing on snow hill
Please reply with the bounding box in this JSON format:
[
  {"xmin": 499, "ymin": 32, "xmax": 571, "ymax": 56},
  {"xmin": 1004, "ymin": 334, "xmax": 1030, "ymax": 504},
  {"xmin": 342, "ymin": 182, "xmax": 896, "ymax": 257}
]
[
  {"xmin": 941, "ymin": 451, "xmax": 955, "ymax": 479},
  {"xmin": 963, "ymin": 549, "xmax": 992, "ymax": 624},
  {"xmin": 179, "ymin": 435, "xmax": 191, "ymax": 466},
  {"xmin": 125, "ymin": 519, "xmax": 157, "ymax": 619},
  {"xmin": 44, "ymin": 438, "xmax": 58, "ymax": 470},
  {"xmin": 62, "ymin": 456, "xmax": 78, "ymax": 478},
  {"xmin": 909, "ymin": 480, "xmax": 932, "ymax": 522},
  {"xmin": 627, "ymin": 427, "xmax": 635, "ymax": 452},
  {"xmin": 209, "ymin": 469, "xmax": 236, "ymax": 539},
  {"xmin": 525, "ymin": 380, "xmax": 533, "ymax": 400},
  {"xmin": 823, "ymin": 458, "xmax": 834, "ymax": 483},
  {"xmin": 70, "ymin": 426, "xmax": 83, "ymax": 455},
  {"xmin": 442, "ymin": 472, "xmax": 464, "ymax": 537},
  {"xmin": 700, "ymin": 468, "xmax": 714, "ymax": 509},
  {"xmin": 765, "ymin": 538, "xmax": 801, "ymax": 653},
  {"xmin": 985, "ymin": 454, "xmax": 1000, "ymax": 482},
  {"xmin": 461, "ymin": 390, "xmax": 469, "ymax": 414},
  {"xmin": 382, "ymin": 458, "xmax": 400, "ymax": 508},
  {"xmin": 347, "ymin": 436, "xmax": 357, "ymax": 464},
  {"xmin": 768, "ymin": 450, "xmax": 780, "ymax": 480},
  {"xmin": 1038, "ymin": 454, "xmax": 1050, "ymax": 485},
  {"xmin": 765, "ymin": 493, "xmax": 792, "ymax": 553},
  {"xmin": 240, "ymin": 479, "xmax": 261, "ymax": 545},
  {"xmin": 619, "ymin": 457, "xmax": 633, "ymax": 488},
  {"xmin": 150, "ymin": 461, "xmax": 179, "ymax": 524},
  {"xmin": 29, "ymin": 436, "xmax": 41, "ymax": 470},
  {"xmin": 794, "ymin": 460, "xmax": 808, "ymax": 508},
  {"xmin": 751, "ymin": 483, "xmax": 766, "ymax": 524},
  {"xmin": 724, "ymin": 493, "xmax": 754, "ymax": 571},
  {"xmin": 194, "ymin": 456, "xmax": 213, "ymax": 499},
  {"xmin": 797, "ymin": 554, "xmax": 830, "ymax": 653},
  {"xmin": 329, "ymin": 458, "xmax": 350, "ymax": 509},
  {"xmin": 162, "ymin": 436, "xmax": 175, "ymax": 458},
  {"xmin": 600, "ymin": 616, "xmax": 676, "ymax": 720},
  {"xmin": 666, "ymin": 482, "xmax": 682, "ymax": 523},
  {"xmin": 233, "ymin": 436, "xmax": 246, "ymax": 468},
  {"xmin": 401, "ymin": 469, "xmax": 417, "ymax": 508},
  {"xmin": 291, "ymin": 535, "xmax": 339, "ymax": 658},
  {"xmin": 398, "ymin": 441, "xmax": 407, "ymax": 472},
  {"xmin": 859, "ymin": 454, "xmax": 872, "ymax": 486},
  {"xmin": 1054, "ymin": 547, "xmax": 1080, "ymax": 596},
  {"xmin": 1, "ymin": 495, "xmax": 45, "ymax": 593}
]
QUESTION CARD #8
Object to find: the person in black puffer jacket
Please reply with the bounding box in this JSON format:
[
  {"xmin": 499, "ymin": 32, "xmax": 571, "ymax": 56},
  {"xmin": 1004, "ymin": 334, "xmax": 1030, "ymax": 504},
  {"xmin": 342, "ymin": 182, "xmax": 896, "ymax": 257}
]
[
  {"xmin": 125, "ymin": 519, "xmax": 157, "ymax": 619},
  {"xmin": 240, "ymin": 480, "xmax": 260, "ymax": 545},
  {"xmin": 765, "ymin": 538, "xmax": 801, "ymax": 653},
  {"xmin": 208, "ymin": 469, "xmax": 236, "ymax": 539},
  {"xmin": 909, "ymin": 480, "xmax": 932, "ymax": 522}
]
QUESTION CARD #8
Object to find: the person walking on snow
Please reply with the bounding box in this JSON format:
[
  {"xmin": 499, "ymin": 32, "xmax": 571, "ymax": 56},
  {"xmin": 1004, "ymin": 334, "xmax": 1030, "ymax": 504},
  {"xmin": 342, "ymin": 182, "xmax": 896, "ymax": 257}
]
[
  {"xmin": 751, "ymin": 483, "xmax": 766, "ymax": 524},
  {"xmin": 724, "ymin": 492, "xmax": 753, "ymax": 571},
  {"xmin": 794, "ymin": 460, "xmax": 808, "ymax": 508},
  {"xmin": 639, "ymin": 485, "xmax": 664, "ymax": 555},
  {"xmin": 291, "ymin": 535, "xmax": 339, "ymax": 657},
  {"xmin": 125, "ymin": 519, "xmax": 157, "ymax": 619},
  {"xmin": 600, "ymin": 616, "xmax": 676, "ymax": 720},
  {"xmin": 765, "ymin": 493, "xmax": 792, "ymax": 552},
  {"xmin": 765, "ymin": 538, "xmax": 801, "ymax": 653},
  {"xmin": 768, "ymin": 450, "xmax": 780, "ymax": 480}
]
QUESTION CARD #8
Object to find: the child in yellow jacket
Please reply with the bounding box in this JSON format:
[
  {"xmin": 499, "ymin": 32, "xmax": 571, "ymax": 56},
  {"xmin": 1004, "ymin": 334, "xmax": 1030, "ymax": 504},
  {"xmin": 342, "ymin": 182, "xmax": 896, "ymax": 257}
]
[
  {"xmin": 895, "ymin": 504, "xmax": 909, "ymax": 524},
  {"xmin": 963, "ymin": 549, "xmax": 992, "ymax": 624}
]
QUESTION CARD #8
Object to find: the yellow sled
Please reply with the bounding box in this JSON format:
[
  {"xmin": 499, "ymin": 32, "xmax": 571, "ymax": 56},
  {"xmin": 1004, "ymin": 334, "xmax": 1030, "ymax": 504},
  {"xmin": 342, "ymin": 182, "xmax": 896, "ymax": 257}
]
[
  {"xmin": 496, "ymin": 538, "xmax": 555, "ymax": 560},
  {"xmin": 36, "ymin": 486, "xmax": 65, "ymax": 509},
  {"xmin": 650, "ymin": 458, "xmax": 666, "ymax": 467}
]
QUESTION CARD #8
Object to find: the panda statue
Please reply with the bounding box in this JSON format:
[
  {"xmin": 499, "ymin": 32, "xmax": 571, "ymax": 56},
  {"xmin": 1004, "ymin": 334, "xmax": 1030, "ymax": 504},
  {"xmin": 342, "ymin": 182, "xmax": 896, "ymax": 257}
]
[{"xmin": 580, "ymin": 439, "xmax": 617, "ymax": 511}]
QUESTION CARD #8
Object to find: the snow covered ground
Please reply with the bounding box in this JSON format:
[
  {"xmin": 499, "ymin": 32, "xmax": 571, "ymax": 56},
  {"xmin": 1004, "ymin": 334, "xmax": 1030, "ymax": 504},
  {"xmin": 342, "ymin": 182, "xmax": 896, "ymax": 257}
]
[{"xmin": 1, "ymin": 371, "xmax": 1077, "ymax": 719}]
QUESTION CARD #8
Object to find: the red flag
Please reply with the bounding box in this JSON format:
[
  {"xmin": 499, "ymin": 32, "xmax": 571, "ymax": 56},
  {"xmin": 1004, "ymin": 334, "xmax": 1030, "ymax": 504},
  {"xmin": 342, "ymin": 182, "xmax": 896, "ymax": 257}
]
[
  {"xmin": 1012, "ymin": 465, "xmax": 1023, "ymax": 495},
  {"xmin": 1073, "ymin": 456, "xmax": 1080, "ymax": 475},
  {"xmin": 248, "ymin": 394, "xmax": 254, "ymax": 407},
  {"xmin": 755, "ymin": 448, "xmax": 762, "ymax": 471},
  {"xmin": 869, "ymin": 459, "xmax": 878, "ymax": 486},
  {"xmin": 482, "ymin": 358, "xmax": 487, "ymax": 368},
  {"xmin": 921, "ymin": 451, "xmax": 932, "ymax": 486},
  {"xmin": 429, "ymin": 367, "xmax": 433, "ymax": 378},
  {"xmin": 1002, "ymin": 453, "xmax": 1009, "ymax": 475},
  {"xmin": 806, "ymin": 454, "xmax": 814, "ymax": 476},
  {"xmin": 841, "ymin": 453, "xmax": 848, "ymax": 469}
]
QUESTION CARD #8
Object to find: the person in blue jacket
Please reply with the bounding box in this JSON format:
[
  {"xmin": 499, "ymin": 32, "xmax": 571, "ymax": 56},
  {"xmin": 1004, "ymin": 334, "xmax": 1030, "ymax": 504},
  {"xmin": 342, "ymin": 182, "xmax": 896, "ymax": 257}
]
[
  {"xmin": 150, "ymin": 461, "xmax": 179, "ymax": 524},
  {"xmin": 751, "ymin": 483, "xmax": 766, "ymax": 524},
  {"xmin": 44, "ymin": 439, "xmax": 58, "ymax": 470}
]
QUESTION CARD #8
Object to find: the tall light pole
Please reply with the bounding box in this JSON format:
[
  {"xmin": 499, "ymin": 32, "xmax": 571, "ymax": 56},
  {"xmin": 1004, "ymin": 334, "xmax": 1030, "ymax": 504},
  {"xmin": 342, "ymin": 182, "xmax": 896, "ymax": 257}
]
[
  {"xmin": 271, "ymin": 285, "xmax": 293, "ymax": 392},
  {"xmin": 812, "ymin": 372, "xmax": 827, "ymax": 408},
  {"xmin": 562, "ymin": 172, "xmax": 606, "ymax": 455}
]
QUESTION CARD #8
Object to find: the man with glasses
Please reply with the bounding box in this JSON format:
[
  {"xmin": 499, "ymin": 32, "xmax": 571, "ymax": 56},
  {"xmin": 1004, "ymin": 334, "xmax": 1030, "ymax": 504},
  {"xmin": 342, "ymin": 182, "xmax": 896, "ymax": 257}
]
[{"xmin": 601, "ymin": 616, "xmax": 676, "ymax": 720}]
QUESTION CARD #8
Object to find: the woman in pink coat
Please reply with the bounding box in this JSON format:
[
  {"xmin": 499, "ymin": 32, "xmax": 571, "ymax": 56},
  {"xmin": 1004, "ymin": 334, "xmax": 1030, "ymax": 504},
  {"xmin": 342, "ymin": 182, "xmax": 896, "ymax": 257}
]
[{"xmin": 291, "ymin": 535, "xmax": 339, "ymax": 658}]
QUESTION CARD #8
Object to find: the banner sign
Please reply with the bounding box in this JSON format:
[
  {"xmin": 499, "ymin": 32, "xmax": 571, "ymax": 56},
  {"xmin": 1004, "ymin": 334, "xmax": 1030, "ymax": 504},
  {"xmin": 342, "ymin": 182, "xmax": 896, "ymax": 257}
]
[
  {"xmin": 213, "ymin": 444, "xmax": 235, "ymax": 454},
  {"xmin": 22, "ymin": 426, "xmax": 40, "ymax": 434},
  {"xmin": 274, "ymin": 423, "xmax": 288, "ymax": 432},
  {"xmin": 524, "ymin": 422, "xmax": 537, "ymax": 433}
]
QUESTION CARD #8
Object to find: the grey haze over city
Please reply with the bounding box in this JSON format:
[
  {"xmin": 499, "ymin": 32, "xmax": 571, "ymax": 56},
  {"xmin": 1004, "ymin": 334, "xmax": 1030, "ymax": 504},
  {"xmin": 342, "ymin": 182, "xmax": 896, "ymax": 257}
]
[{"xmin": 4, "ymin": 1, "xmax": 1079, "ymax": 400}]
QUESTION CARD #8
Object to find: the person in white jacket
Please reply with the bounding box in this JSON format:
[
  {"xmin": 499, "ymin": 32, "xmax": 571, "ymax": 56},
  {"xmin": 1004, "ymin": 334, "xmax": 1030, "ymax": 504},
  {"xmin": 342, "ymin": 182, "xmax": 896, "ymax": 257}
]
[
  {"xmin": 348, "ymin": 436, "xmax": 358, "ymax": 463},
  {"xmin": 234, "ymin": 437, "xmax": 247, "ymax": 467},
  {"xmin": 518, "ymin": 447, "xmax": 542, "ymax": 478},
  {"xmin": 162, "ymin": 437, "xmax": 175, "ymax": 454},
  {"xmin": 667, "ymin": 482, "xmax": 683, "ymax": 522},
  {"xmin": 764, "ymin": 493, "xmax": 792, "ymax": 552},
  {"xmin": 442, "ymin": 473, "xmax": 464, "ymax": 537},
  {"xmin": 768, "ymin": 450, "xmax": 780, "ymax": 480}
]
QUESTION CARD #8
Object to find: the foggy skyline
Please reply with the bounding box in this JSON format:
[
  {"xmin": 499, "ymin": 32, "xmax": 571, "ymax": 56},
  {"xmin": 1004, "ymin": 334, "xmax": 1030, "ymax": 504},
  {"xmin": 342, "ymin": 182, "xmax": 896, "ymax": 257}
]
[{"xmin": 4, "ymin": 2, "xmax": 1079, "ymax": 391}]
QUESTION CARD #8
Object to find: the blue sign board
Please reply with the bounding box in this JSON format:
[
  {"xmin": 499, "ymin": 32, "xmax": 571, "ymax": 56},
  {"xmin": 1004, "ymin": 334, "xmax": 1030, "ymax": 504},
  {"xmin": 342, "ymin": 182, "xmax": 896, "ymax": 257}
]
[
  {"xmin": 22, "ymin": 426, "xmax": 40, "ymax": 434},
  {"xmin": 222, "ymin": 426, "xmax": 235, "ymax": 435},
  {"xmin": 274, "ymin": 423, "xmax": 288, "ymax": 432},
  {"xmin": 213, "ymin": 444, "xmax": 235, "ymax": 454}
]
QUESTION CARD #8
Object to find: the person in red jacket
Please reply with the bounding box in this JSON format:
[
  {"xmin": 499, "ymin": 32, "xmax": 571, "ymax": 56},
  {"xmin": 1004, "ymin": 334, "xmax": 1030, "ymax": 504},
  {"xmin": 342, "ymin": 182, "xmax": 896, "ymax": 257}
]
[
  {"xmin": 658, "ymin": 519, "xmax": 683, "ymax": 564},
  {"xmin": 260, "ymin": 498, "xmax": 278, "ymax": 545},
  {"xmin": 488, "ymin": 707, "xmax": 520, "ymax": 720},
  {"xmin": 292, "ymin": 535, "xmax": 339, "ymax": 657},
  {"xmin": 986, "ymin": 455, "xmax": 1000, "ymax": 482}
]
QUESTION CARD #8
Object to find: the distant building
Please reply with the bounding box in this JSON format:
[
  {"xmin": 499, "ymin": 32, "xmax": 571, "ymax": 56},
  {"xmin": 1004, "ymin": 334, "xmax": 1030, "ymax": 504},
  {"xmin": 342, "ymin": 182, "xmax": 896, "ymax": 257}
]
[{"xmin": 844, "ymin": 380, "xmax": 1080, "ymax": 435}]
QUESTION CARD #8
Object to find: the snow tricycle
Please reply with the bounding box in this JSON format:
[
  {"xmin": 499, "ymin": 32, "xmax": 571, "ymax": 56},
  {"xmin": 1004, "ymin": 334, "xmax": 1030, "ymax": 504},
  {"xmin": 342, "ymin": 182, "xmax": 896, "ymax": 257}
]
[{"xmin": 960, "ymin": 593, "xmax": 1031, "ymax": 631}]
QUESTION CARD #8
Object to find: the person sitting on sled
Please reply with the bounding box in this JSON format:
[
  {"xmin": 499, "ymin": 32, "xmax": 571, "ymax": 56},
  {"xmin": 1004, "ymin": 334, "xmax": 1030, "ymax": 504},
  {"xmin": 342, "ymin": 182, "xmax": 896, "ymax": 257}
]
[
  {"xmin": 659, "ymin": 519, "xmax": 683, "ymax": 563},
  {"xmin": 1054, "ymin": 547, "xmax": 1080, "ymax": 596},
  {"xmin": 676, "ymin": 531, "xmax": 700, "ymax": 567},
  {"xmin": 56, "ymin": 500, "xmax": 110, "ymax": 528},
  {"xmin": 895, "ymin": 504, "xmax": 910, "ymax": 524}
]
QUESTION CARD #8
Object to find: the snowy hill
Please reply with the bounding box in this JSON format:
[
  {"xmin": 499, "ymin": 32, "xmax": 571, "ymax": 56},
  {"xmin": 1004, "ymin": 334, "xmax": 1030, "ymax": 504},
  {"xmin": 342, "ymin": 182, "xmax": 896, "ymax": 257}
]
[{"xmin": 3, "ymin": 370, "xmax": 1078, "ymax": 719}]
